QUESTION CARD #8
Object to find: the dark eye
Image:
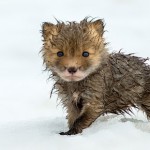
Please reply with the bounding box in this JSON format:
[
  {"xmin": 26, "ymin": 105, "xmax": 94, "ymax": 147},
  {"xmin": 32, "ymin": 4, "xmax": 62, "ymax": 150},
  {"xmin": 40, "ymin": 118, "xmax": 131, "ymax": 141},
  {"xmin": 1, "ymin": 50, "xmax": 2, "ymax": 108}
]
[
  {"xmin": 57, "ymin": 51, "xmax": 64, "ymax": 57},
  {"xmin": 82, "ymin": 51, "xmax": 89, "ymax": 57}
]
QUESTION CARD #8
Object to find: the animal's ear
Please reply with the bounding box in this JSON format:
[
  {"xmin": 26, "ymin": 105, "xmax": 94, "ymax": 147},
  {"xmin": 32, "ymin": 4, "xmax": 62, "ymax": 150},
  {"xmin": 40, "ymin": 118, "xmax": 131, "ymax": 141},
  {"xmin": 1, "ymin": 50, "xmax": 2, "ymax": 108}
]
[
  {"xmin": 42, "ymin": 22, "xmax": 58, "ymax": 40},
  {"xmin": 91, "ymin": 19, "xmax": 105, "ymax": 36}
]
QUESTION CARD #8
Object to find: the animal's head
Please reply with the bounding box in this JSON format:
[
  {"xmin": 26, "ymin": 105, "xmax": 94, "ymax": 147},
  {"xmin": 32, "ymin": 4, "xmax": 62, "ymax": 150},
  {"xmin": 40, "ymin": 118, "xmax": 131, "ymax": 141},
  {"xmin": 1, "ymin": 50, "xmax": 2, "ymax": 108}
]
[{"xmin": 41, "ymin": 17, "xmax": 107, "ymax": 82}]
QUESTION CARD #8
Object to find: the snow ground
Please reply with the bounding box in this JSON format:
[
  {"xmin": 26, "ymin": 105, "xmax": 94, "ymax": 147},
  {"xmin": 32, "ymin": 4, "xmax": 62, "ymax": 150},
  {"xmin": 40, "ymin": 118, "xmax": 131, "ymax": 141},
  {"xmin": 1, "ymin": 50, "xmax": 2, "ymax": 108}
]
[{"xmin": 0, "ymin": 0, "xmax": 150, "ymax": 150}]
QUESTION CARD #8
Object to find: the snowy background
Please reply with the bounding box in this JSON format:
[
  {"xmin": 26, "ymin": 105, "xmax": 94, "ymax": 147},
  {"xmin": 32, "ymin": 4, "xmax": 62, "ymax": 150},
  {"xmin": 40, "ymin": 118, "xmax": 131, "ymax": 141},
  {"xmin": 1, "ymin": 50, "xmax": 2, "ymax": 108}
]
[{"xmin": 0, "ymin": 0, "xmax": 150, "ymax": 150}]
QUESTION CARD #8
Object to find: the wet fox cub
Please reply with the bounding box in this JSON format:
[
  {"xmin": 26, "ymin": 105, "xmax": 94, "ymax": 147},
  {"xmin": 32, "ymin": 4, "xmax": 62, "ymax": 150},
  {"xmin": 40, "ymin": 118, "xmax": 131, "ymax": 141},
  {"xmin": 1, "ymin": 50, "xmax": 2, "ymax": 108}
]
[{"xmin": 41, "ymin": 18, "xmax": 150, "ymax": 135}]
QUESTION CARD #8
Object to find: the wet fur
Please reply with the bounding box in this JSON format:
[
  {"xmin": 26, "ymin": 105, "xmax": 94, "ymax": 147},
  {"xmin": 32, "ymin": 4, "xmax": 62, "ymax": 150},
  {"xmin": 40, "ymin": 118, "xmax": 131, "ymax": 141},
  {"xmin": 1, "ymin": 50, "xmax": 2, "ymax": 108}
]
[{"xmin": 41, "ymin": 18, "xmax": 150, "ymax": 135}]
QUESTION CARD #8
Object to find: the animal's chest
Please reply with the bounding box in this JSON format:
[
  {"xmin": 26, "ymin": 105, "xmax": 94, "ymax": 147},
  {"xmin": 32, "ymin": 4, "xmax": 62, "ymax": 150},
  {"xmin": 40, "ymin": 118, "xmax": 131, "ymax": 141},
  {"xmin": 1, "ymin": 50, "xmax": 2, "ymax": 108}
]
[
  {"xmin": 64, "ymin": 86, "xmax": 80, "ymax": 101},
  {"xmin": 56, "ymin": 82, "xmax": 83, "ymax": 104},
  {"xmin": 65, "ymin": 86, "xmax": 84, "ymax": 109}
]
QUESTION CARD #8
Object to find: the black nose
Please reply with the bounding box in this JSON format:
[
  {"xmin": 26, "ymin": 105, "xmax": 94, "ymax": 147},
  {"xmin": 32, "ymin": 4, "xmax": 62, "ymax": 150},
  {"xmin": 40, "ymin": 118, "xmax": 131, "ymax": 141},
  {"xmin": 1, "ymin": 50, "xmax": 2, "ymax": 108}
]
[{"xmin": 68, "ymin": 67, "xmax": 77, "ymax": 74}]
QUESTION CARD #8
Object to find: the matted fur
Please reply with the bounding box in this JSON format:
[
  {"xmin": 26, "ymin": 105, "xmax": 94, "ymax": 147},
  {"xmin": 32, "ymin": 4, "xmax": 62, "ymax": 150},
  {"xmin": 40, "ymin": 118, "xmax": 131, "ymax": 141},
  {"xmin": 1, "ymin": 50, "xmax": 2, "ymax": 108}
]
[{"xmin": 41, "ymin": 17, "xmax": 150, "ymax": 135}]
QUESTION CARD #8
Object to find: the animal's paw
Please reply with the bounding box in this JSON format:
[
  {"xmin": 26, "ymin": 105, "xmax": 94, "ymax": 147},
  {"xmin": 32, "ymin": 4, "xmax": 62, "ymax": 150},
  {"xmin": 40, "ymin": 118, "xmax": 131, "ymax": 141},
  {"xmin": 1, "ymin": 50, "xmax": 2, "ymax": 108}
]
[{"xmin": 59, "ymin": 128, "xmax": 79, "ymax": 135}]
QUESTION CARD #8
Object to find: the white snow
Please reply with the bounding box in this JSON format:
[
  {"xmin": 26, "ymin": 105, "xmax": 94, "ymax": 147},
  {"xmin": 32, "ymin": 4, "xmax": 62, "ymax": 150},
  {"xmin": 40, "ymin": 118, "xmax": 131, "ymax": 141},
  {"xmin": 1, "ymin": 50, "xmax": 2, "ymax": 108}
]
[{"xmin": 0, "ymin": 0, "xmax": 150, "ymax": 150}]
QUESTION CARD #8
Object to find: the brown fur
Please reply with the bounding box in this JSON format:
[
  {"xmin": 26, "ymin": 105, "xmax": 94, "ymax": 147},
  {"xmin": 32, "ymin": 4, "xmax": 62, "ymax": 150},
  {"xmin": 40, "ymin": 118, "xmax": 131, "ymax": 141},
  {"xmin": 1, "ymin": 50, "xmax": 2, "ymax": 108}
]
[{"xmin": 41, "ymin": 17, "xmax": 150, "ymax": 135}]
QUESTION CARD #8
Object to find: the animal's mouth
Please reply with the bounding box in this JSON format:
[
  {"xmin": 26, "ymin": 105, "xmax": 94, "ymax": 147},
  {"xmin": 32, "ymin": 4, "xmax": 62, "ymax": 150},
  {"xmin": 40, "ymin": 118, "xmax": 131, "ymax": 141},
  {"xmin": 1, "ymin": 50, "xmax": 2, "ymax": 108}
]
[
  {"xmin": 65, "ymin": 75, "xmax": 85, "ymax": 81},
  {"xmin": 61, "ymin": 74, "xmax": 86, "ymax": 82},
  {"xmin": 53, "ymin": 66, "xmax": 93, "ymax": 82},
  {"xmin": 57, "ymin": 69, "xmax": 88, "ymax": 82}
]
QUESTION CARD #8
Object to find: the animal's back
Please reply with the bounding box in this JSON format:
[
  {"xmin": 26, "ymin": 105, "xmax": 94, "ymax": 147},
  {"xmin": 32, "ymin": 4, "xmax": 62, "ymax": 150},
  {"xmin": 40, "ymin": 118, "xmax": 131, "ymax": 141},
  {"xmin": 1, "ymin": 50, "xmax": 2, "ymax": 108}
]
[{"xmin": 103, "ymin": 53, "xmax": 150, "ymax": 115}]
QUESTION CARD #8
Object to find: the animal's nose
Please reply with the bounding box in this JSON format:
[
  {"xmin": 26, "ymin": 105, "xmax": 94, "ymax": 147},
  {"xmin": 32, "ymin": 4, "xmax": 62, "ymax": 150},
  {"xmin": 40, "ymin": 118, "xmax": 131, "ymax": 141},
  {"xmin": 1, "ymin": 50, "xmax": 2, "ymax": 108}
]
[{"xmin": 67, "ymin": 67, "xmax": 77, "ymax": 74}]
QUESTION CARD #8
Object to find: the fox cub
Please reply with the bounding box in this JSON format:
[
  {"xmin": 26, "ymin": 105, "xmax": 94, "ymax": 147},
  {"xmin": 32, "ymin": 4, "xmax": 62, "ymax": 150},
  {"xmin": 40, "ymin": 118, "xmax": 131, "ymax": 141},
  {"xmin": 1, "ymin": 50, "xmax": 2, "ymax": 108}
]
[{"xmin": 41, "ymin": 18, "xmax": 150, "ymax": 135}]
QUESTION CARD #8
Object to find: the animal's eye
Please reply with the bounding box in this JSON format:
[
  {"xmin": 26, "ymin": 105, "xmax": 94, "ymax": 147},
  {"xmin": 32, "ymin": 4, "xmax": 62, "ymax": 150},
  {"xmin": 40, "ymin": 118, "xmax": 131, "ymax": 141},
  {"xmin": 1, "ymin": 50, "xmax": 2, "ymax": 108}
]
[
  {"xmin": 57, "ymin": 51, "xmax": 64, "ymax": 57},
  {"xmin": 82, "ymin": 51, "xmax": 89, "ymax": 57}
]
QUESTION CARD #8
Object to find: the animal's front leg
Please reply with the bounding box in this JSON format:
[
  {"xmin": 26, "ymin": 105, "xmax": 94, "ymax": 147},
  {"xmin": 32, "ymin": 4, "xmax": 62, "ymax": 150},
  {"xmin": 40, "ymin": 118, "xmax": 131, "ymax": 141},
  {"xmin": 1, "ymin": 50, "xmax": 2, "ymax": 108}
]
[
  {"xmin": 66, "ymin": 102, "xmax": 80, "ymax": 129},
  {"xmin": 60, "ymin": 102, "xmax": 103, "ymax": 135}
]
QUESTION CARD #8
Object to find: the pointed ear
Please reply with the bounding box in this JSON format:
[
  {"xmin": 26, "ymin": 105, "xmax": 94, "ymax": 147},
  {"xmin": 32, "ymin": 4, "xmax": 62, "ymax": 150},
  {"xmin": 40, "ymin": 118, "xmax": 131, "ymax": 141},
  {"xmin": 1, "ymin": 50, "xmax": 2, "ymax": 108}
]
[
  {"xmin": 91, "ymin": 19, "xmax": 105, "ymax": 36},
  {"xmin": 42, "ymin": 22, "xmax": 58, "ymax": 40}
]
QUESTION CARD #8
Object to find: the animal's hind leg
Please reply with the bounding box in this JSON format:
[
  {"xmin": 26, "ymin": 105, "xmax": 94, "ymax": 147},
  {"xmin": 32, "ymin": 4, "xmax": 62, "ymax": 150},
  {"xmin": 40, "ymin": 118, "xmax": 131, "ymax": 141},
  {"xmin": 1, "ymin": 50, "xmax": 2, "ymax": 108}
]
[{"xmin": 141, "ymin": 93, "xmax": 150, "ymax": 119}]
